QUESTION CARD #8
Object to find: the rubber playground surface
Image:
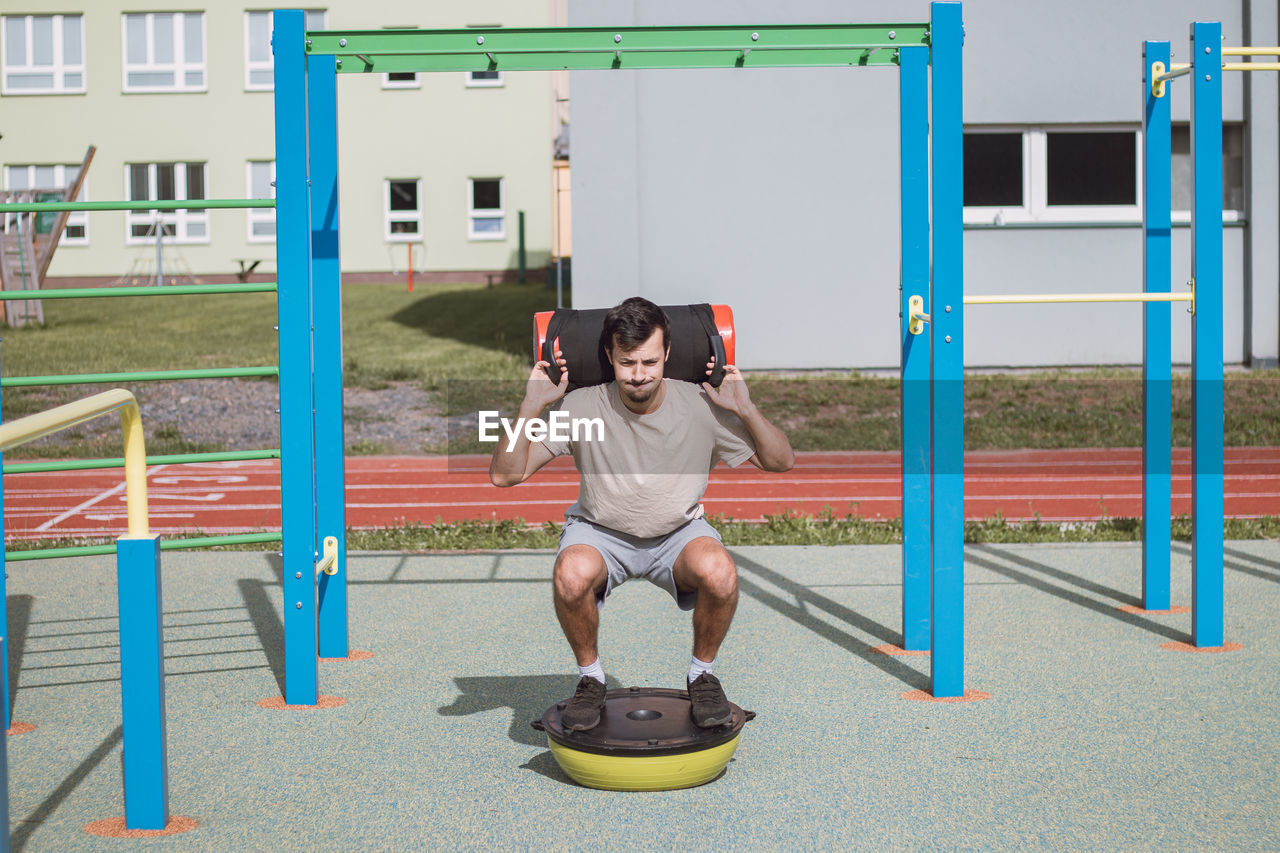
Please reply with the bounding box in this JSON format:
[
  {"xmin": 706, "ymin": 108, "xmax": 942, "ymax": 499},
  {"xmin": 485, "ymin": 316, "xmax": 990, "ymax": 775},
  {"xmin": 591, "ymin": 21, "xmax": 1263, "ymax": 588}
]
[
  {"xmin": 5, "ymin": 447, "xmax": 1280, "ymax": 542},
  {"xmin": 4, "ymin": 540, "xmax": 1278, "ymax": 850}
]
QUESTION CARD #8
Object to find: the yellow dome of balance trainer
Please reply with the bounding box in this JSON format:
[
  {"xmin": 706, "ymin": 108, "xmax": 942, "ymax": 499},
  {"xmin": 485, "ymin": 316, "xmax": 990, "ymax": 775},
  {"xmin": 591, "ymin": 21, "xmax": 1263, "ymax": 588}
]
[{"xmin": 531, "ymin": 686, "xmax": 755, "ymax": 791}]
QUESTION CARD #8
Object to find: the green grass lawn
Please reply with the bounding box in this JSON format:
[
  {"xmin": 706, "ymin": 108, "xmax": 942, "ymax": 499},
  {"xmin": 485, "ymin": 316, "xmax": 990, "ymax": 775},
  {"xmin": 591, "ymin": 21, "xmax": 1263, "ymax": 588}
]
[
  {"xmin": 5, "ymin": 281, "xmax": 1280, "ymax": 453},
  {"xmin": 4, "ymin": 282, "xmax": 1280, "ymax": 548}
]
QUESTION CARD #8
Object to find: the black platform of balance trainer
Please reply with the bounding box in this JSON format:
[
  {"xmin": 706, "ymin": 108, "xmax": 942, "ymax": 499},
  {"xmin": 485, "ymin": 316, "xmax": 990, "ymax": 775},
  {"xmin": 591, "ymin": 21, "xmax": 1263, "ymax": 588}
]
[{"xmin": 532, "ymin": 686, "xmax": 756, "ymax": 791}]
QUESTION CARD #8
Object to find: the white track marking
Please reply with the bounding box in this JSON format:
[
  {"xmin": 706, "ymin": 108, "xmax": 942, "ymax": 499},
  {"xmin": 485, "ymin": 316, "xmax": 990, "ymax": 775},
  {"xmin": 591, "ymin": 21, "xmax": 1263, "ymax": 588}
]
[
  {"xmin": 151, "ymin": 475, "xmax": 248, "ymax": 485},
  {"xmin": 121, "ymin": 492, "xmax": 226, "ymax": 502},
  {"xmin": 35, "ymin": 464, "xmax": 169, "ymax": 532}
]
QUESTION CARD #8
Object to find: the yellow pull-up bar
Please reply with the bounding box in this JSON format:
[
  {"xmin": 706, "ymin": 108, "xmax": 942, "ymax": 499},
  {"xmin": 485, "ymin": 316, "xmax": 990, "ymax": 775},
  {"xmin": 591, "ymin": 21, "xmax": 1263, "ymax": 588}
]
[
  {"xmin": 907, "ymin": 287, "xmax": 1195, "ymax": 335},
  {"xmin": 1222, "ymin": 46, "xmax": 1280, "ymax": 56},
  {"xmin": 1152, "ymin": 48, "xmax": 1280, "ymax": 97},
  {"xmin": 0, "ymin": 389, "xmax": 150, "ymax": 536}
]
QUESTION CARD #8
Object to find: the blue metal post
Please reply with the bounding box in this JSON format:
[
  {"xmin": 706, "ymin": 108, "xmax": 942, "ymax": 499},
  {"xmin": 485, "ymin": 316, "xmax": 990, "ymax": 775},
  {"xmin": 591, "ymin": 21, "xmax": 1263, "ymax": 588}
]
[
  {"xmin": 1190, "ymin": 22, "xmax": 1224, "ymax": 647},
  {"xmin": 929, "ymin": 1, "xmax": 965, "ymax": 698},
  {"xmin": 899, "ymin": 44, "xmax": 931, "ymax": 652},
  {"xmin": 308, "ymin": 53, "xmax": 349, "ymax": 659},
  {"xmin": 274, "ymin": 9, "xmax": 319, "ymax": 704},
  {"xmin": 116, "ymin": 536, "xmax": 169, "ymax": 830},
  {"xmin": 1142, "ymin": 41, "xmax": 1173, "ymax": 611}
]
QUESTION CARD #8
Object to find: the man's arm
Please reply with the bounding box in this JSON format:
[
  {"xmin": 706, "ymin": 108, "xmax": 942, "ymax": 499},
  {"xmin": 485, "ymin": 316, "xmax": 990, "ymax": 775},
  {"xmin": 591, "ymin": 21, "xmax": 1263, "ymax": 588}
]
[
  {"xmin": 702, "ymin": 362, "xmax": 795, "ymax": 473},
  {"xmin": 489, "ymin": 351, "xmax": 568, "ymax": 487}
]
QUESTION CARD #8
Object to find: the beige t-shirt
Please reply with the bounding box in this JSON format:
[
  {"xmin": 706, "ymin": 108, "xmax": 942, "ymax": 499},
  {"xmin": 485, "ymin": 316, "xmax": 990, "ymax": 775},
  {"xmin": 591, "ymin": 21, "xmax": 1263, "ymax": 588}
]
[{"xmin": 542, "ymin": 379, "xmax": 756, "ymax": 538}]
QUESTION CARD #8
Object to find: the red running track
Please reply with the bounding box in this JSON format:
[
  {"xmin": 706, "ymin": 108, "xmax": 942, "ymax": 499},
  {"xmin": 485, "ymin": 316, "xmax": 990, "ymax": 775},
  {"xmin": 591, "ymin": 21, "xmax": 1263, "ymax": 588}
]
[{"xmin": 5, "ymin": 448, "xmax": 1280, "ymax": 542}]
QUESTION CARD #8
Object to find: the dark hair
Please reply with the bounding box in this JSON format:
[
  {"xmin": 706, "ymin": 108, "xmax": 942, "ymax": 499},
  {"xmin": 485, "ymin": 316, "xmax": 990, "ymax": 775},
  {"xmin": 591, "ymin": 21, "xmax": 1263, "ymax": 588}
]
[{"xmin": 602, "ymin": 297, "xmax": 669, "ymax": 354}]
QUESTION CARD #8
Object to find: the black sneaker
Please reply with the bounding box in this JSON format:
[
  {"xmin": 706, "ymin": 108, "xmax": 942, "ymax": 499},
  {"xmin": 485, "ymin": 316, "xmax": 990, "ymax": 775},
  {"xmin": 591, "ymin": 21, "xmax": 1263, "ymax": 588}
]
[
  {"xmin": 687, "ymin": 672, "xmax": 733, "ymax": 728},
  {"xmin": 561, "ymin": 676, "xmax": 607, "ymax": 731}
]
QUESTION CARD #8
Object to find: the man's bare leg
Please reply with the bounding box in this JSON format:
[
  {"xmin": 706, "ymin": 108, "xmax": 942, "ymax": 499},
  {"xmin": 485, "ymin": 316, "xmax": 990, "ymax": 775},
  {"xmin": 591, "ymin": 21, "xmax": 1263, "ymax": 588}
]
[
  {"xmin": 553, "ymin": 544, "xmax": 609, "ymax": 667},
  {"xmin": 673, "ymin": 537, "xmax": 740, "ymax": 662},
  {"xmin": 553, "ymin": 544, "xmax": 610, "ymax": 731}
]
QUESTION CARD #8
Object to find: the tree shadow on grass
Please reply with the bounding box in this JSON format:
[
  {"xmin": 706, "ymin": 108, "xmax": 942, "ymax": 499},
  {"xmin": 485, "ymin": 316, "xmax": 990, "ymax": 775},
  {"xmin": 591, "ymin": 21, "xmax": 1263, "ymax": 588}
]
[{"xmin": 388, "ymin": 284, "xmax": 560, "ymax": 360}]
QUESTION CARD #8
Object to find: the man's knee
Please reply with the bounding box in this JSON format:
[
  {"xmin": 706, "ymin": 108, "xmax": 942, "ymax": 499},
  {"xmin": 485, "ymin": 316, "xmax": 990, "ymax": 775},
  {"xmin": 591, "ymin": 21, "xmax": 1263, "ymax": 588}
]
[
  {"xmin": 677, "ymin": 539, "xmax": 738, "ymax": 600},
  {"xmin": 553, "ymin": 545, "xmax": 607, "ymax": 602}
]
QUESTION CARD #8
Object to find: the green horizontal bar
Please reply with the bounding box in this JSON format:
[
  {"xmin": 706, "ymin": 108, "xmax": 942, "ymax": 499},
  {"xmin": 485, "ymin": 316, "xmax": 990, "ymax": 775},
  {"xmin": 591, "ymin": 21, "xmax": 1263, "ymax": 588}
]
[
  {"xmin": 2, "ymin": 366, "xmax": 279, "ymax": 387},
  {"xmin": 0, "ymin": 283, "xmax": 277, "ymax": 301},
  {"xmin": 4, "ymin": 531, "xmax": 284, "ymax": 562},
  {"xmin": 0, "ymin": 198, "xmax": 275, "ymax": 213},
  {"xmin": 3, "ymin": 448, "xmax": 281, "ymax": 475},
  {"xmin": 308, "ymin": 23, "xmax": 925, "ymax": 72}
]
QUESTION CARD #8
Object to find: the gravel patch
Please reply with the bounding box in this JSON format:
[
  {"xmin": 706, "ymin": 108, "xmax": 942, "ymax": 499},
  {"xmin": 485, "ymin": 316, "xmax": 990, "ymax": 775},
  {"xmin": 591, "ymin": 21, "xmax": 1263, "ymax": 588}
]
[{"xmin": 9, "ymin": 379, "xmax": 454, "ymax": 456}]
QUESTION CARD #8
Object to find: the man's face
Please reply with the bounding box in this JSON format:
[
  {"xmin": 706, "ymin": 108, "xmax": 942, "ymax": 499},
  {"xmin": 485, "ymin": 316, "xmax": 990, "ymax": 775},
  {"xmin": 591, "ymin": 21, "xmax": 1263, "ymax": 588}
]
[{"xmin": 608, "ymin": 329, "xmax": 668, "ymax": 406}]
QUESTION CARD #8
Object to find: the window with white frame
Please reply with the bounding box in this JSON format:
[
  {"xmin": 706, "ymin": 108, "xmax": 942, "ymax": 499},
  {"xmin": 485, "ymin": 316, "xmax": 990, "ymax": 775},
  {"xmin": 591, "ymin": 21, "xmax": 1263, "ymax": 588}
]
[
  {"xmin": 385, "ymin": 179, "xmax": 422, "ymax": 241},
  {"xmin": 122, "ymin": 12, "xmax": 206, "ymax": 92},
  {"xmin": 246, "ymin": 161, "xmax": 276, "ymax": 242},
  {"xmin": 466, "ymin": 70, "xmax": 503, "ymax": 87},
  {"xmin": 1171, "ymin": 123, "xmax": 1244, "ymax": 222},
  {"xmin": 963, "ymin": 127, "xmax": 1140, "ymax": 225},
  {"xmin": 126, "ymin": 162, "xmax": 208, "ymax": 243},
  {"xmin": 245, "ymin": 10, "xmax": 328, "ymax": 90},
  {"xmin": 3, "ymin": 164, "xmax": 89, "ymax": 245},
  {"xmin": 383, "ymin": 71, "xmax": 419, "ymax": 89},
  {"xmin": 379, "ymin": 25, "xmax": 419, "ymax": 89},
  {"xmin": 2, "ymin": 14, "xmax": 85, "ymax": 94},
  {"xmin": 468, "ymin": 178, "xmax": 504, "ymax": 239},
  {"xmin": 963, "ymin": 125, "xmax": 1245, "ymax": 227},
  {"xmin": 464, "ymin": 24, "xmax": 503, "ymax": 87}
]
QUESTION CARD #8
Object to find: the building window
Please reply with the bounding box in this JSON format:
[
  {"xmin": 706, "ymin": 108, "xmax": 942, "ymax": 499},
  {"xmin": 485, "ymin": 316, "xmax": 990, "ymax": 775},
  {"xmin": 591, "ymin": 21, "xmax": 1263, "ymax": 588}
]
[
  {"xmin": 1046, "ymin": 131, "xmax": 1136, "ymax": 206},
  {"xmin": 1171, "ymin": 123, "xmax": 1245, "ymax": 221},
  {"xmin": 126, "ymin": 162, "xmax": 208, "ymax": 244},
  {"xmin": 964, "ymin": 125, "xmax": 1244, "ymax": 227},
  {"xmin": 246, "ymin": 161, "xmax": 276, "ymax": 242},
  {"xmin": 3, "ymin": 164, "xmax": 89, "ymax": 245},
  {"xmin": 964, "ymin": 127, "xmax": 1140, "ymax": 225},
  {"xmin": 385, "ymin": 179, "xmax": 422, "ymax": 241},
  {"xmin": 963, "ymin": 132, "xmax": 1024, "ymax": 208},
  {"xmin": 2, "ymin": 14, "xmax": 85, "ymax": 94},
  {"xmin": 466, "ymin": 70, "xmax": 503, "ymax": 87},
  {"xmin": 122, "ymin": 12, "xmax": 206, "ymax": 92},
  {"xmin": 245, "ymin": 10, "xmax": 328, "ymax": 91},
  {"xmin": 468, "ymin": 178, "xmax": 505, "ymax": 239},
  {"xmin": 383, "ymin": 71, "xmax": 420, "ymax": 89}
]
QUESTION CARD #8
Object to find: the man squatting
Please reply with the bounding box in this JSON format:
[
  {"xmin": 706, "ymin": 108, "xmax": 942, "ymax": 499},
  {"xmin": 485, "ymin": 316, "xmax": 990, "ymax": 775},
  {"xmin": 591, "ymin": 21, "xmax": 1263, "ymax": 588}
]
[{"xmin": 490, "ymin": 297, "xmax": 794, "ymax": 730}]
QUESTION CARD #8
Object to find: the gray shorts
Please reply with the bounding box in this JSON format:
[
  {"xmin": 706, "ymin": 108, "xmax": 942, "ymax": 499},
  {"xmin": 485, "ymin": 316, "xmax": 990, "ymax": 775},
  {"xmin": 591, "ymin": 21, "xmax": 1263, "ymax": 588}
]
[{"xmin": 557, "ymin": 515, "xmax": 723, "ymax": 611}]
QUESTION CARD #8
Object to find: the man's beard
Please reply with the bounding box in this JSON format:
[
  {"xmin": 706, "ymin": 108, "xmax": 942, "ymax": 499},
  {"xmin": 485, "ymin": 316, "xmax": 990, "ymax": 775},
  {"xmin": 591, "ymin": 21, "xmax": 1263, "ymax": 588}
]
[{"xmin": 621, "ymin": 381, "xmax": 656, "ymax": 403}]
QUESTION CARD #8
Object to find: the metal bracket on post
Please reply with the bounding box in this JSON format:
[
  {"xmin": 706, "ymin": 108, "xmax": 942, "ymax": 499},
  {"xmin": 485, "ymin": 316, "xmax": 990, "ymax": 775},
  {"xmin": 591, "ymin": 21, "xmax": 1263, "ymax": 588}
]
[
  {"xmin": 315, "ymin": 536, "xmax": 339, "ymax": 577},
  {"xmin": 907, "ymin": 294, "xmax": 930, "ymax": 335}
]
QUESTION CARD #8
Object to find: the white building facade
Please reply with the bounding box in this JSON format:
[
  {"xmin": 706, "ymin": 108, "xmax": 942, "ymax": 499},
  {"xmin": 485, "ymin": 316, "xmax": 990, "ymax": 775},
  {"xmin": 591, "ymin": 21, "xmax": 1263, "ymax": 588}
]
[{"xmin": 0, "ymin": 1, "xmax": 563, "ymax": 284}]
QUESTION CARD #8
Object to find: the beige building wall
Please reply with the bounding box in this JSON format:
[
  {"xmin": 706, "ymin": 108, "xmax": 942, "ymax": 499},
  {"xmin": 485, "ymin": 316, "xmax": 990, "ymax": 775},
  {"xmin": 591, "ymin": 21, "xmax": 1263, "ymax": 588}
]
[{"xmin": 0, "ymin": 1, "xmax": 559, "ymax": 282}]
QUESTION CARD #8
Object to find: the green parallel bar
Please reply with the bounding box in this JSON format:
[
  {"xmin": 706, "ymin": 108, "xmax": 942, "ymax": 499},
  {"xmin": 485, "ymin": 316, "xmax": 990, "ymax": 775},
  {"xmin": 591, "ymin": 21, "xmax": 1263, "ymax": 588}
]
[
  {"xmin": 3, "ymin": 448, "xmax": 281, "ymax": 475},
  {"xmin": 0, "ymin": 283, "xmax": 277, "ymax": 300},
  {"xmin": 0, "ymin": 199, "xmax": 275, "ymax": 213},
  {"xmin": 308, "ymin": 23, "xmax": 927, "ymax": 72},
  {"xmin": 4, "ymin": 532, "xmax": 284, "ymax": 563},
  {"xmin": 2, "ymin": 366, "xmax": 279, "ymax": 387}
]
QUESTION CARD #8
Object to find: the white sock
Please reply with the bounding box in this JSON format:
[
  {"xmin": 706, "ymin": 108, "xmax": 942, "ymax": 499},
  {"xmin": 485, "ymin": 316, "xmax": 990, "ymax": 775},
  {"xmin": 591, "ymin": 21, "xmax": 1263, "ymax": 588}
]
[
  {"xmin": 688, "ymin": 655, "xmax": 715, "ymax": 683},
  {"xmin": 578, "ymin": 658, "xmax": 605, "ymax": 685}
]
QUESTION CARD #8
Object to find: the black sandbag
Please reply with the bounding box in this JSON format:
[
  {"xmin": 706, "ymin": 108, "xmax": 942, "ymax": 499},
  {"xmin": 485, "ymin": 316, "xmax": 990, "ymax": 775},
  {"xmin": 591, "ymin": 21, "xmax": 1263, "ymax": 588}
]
[{"xmin": 540, "ymin": 303, "xmax": 726, "ymax": 391}]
